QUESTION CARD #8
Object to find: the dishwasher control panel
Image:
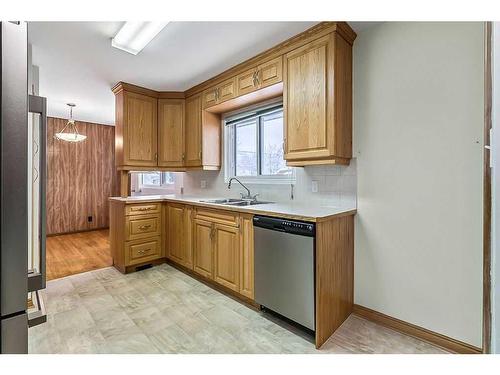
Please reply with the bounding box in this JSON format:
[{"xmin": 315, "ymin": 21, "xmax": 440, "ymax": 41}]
[{"xmin": 253, "ymin": 216, "xmax": 315, "ymax": 237}]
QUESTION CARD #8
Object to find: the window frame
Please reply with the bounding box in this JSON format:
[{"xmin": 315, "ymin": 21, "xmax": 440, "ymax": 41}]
[
  {"xmin": 224, "ymin": 102, "xmax": 295, "ymax": 185},
  {"xmin": 139, "ymin": 172, "xmax": 175, "ymax": 190}
]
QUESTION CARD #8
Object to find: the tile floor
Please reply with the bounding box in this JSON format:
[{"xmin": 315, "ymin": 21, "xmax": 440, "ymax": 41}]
[{"xmin": 29, "ymin": 264, "xmax": 448, "ymax": 354}]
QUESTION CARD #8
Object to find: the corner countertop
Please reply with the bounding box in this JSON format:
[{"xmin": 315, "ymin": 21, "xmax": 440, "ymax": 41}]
[{"xmin": 109, "ymin": 194, "xmax": 356, "ymax": 222}]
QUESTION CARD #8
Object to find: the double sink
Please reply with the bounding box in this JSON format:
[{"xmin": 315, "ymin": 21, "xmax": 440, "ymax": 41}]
[{"xmin": 199, "ymin": 198, "xmax": 273, "ymax": 207}]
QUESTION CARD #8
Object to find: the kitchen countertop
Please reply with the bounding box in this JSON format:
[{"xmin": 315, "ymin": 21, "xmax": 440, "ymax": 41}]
[{"xmin": 109, "ymin": 194, "xmax": 356, "ymax": 222}]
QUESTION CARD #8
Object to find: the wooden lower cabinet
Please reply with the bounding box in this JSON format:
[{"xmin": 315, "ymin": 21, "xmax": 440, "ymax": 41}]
[
  {"xmin": 213, "ymin": 224, "xmax": 240, "ymax": 292},
  {"xmin": 166, "ymin": 203, "xmax": 194, "ymax": 269},
  {"xmin": 111, "ymin": 201, "xmax": 255, "ymax": 299},
  {"xmin": 110, "ymin": 201, "xmax": 164, "ymax": 273},
  {"xmin": 193, "ymin": 218, "xmax": 214, "ymax": 278},
  {"xmin": 239, "ymin": 213, "xmax": 254, "ymax": 299},
  {"xmin": 126, "ymin": 236, "xmax": 161, "ymax": 266}
]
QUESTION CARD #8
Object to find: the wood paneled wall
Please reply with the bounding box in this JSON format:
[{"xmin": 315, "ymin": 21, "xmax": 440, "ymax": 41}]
[{"xmin": 47, "ymin": 117, "xmax": 118, "ymax": 235}]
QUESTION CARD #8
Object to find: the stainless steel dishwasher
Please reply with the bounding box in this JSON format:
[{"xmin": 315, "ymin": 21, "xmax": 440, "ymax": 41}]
[{"xmin": 253, "ymin": 215, "xmax": 315, "ymax": 331}]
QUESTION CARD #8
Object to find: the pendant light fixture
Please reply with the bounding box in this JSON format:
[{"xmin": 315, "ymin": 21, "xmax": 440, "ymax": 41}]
[{"xmin": 54, "ymin": 103, "xmax": 87, "ymax": 142}]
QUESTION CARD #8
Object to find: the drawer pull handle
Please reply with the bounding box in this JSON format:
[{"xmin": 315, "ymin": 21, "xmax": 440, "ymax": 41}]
[
  {"xmin": 138, "ymin": 224, "xmax": 152, "ymax": 230},
  {"xmin": 137, "ymin": 249, "xmax": 149, "ymax": 255},
  {"xmin": 136, "ymin": 207, "xmax": 153, "ymax": 211}
]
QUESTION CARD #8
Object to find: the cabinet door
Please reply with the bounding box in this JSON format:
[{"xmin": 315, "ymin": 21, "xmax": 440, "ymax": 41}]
[
  {"xmin": 239, "ymin": 214, "xmax": 254, "ymax": 299},
  {"xmin": 183, "ymin": 206, "xmax": 194, "ymax": 269},
  {"xmin": 193, "ymin": 219, "xmax": 213, "ymax": 278},
  {"xmin": 258, "ymin": 56, "xmax": 282, "ymax": 89},
  {"xmin": 185, "ymin": 95, "xmax": 202, "ymax": 166},
  {"xmin": 236, "ymin": 67, "xmax": 258, "ymax": 96},
  {"xmin": 216, "ymin": 78, "xmax": 236, "ymax": 103},
  {"xmin": 214, "ymin": 223, "xmax": 240, "ymax": 292},
  {"xmin": 167, "ymin": 204, "xmax": 185, "ymax": 264},
  {"xmin": 124, "ymin": 92, "xmax": 158, "ymax": 166},
  {"xmin": 284, "ymin": 35, "xmax": 330, "ymax": 161},
  {"xmin": 203, "ymin": 88, "xmax": 218, "ymax": 109},
  {"xmin": 158, "ymin": 99, "xmax": 185, "ymax": 167}
]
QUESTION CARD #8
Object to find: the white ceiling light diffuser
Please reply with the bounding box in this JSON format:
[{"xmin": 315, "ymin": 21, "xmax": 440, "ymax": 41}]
[{"xmin": 112, "ymin": 21, "xmax": 168, "ymax": 55}]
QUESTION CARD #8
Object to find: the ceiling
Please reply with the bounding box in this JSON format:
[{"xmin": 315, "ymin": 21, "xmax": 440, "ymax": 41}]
[{"xmin": 29, "ymin": 22, "xmax": 375, "ymax": 125}]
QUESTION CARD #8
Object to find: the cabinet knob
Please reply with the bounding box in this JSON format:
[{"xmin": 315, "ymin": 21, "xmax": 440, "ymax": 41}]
[{"xmin": 138, "ymin": 224, "xmax": 152, "ymax": 230}]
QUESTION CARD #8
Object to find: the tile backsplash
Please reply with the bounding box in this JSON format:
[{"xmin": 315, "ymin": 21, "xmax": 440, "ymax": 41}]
[
  {"xmin": 131, "ymin": 159, "xmax": 357, "ymax": 207},
  {"xmin": 177, "ymin": 159, "xmax": 357, "ymax": 207}
]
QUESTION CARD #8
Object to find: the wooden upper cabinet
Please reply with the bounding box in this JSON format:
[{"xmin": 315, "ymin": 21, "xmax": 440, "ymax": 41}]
[
  {"xmin": 236, "ymin": 56, "xmax": 283, "ymax": 97},
  {"xmin": 185, "ymin": 94, "xmax": 203, "ymax": 166},
  {"xmin": 115, "ymin": 89, "xmax": 158, "ymax": 168},
  {"xmin": 284, "ymin": 32, "xmax": 353, "ymax": 166},
  {"xmin": 236, "ymin": 67, "xmax": 258, "ymax": 96},
  {"xmin": 203, "ymin": 87, "xmax": 218, "ymax": 108},
  {"xmin": 218, "ymin": 78, "xmax": 237, "ymax": 102},
  {"xmin": 203, "ymin": 77, "xmax": 236, "ymax": 109},
  {"xmin": 257, "ymin": 56, "xmax": 282, "ymax": 89},
  {"xmin": 185, "ymin": 94, "xmax": 221, "ymax": 169},
  {"xmin": 158, "ymin": 99, "xmax": 185, "ymax": 167}
]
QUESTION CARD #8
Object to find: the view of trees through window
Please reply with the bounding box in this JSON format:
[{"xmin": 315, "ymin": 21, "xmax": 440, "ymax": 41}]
[
  {"xmin": 141, "ymin": 172, "xmax": 174, "ymax": 187},
  {"xmin": 233, "ymin": 107, "xmax": 291, "ymax": 178}
]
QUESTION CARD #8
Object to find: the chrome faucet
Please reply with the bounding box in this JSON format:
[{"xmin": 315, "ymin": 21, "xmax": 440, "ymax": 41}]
[{"xmin": 228, "ymin": 177, "xmax": 258, "ymax": 201}]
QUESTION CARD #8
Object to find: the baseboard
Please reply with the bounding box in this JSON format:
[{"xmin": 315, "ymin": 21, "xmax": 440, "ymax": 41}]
[
  {"xmin": 47, "ymin": 227, "xmax": 109, "ymax": 237},
  {"xmin": 352, "ymin": 304, "xmax": 482, "ymax": 354}
]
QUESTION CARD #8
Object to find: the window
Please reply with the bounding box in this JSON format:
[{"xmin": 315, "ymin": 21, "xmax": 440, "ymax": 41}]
[
  {"xmin": 139, "ymin": 172, "xmax": 174, "ymax": 189},
  {"xmin": 225, "ymin": 104, "xmax": 293, "ymax": 183}
]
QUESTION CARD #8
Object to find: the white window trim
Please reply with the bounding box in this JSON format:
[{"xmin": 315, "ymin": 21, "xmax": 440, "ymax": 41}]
[
  {"xmin": 138, "ymin": 172, "xmax": 175, "ymax": 192},
  {"xmin": 223, "ymin": 101, "xmax": 296, "ymax": 185}
]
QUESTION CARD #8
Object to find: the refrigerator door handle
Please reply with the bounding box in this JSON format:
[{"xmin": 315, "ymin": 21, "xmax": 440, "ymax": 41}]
[{"xmin": 27, "ymin": 94, "xmax": 47, "ymax": 293}]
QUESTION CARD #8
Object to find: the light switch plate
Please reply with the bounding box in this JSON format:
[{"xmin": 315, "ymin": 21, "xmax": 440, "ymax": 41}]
[
  {"xmin": 200, "ymin": 180, "xmax": 207, "ymax": 189},
  {"xmin": 311, "ymin": 180, "xmax": 319, "ymax": 193}
]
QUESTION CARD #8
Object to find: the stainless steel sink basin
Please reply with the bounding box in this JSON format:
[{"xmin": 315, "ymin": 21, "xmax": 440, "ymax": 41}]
[
  {"xmin": 223, "ymin": 200, "xmax": 273, "ymax": 206},
  {"xmin": 199, "ymin": 198, "xmax": 243, "ymax": 204},
  {"xmin": 199, "ymin": 199, "xmax": 273, "ymax": 206}
]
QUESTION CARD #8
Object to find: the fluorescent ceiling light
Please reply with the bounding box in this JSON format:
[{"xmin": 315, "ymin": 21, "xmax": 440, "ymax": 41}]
[{"xmin": 112, "ymin": 21, "xmax": 168, "ymax": 55}]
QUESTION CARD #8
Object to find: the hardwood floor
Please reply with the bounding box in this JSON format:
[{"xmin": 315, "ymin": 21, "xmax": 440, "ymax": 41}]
[{"xmin": 46, "ymin": 229, "xmax": 112, "ymax": 280}]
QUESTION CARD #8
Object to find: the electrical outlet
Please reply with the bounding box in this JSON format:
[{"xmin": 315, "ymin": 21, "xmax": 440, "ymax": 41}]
[
  {"xmin": 311, "ymin": 180, "xmax": 319, "ymax": 193},
  {"xmin": 200, "ymin": 180, "xmax": 207, "ymax": 189}
]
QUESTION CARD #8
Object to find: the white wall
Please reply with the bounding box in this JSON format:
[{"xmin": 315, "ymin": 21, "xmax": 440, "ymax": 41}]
[{"xmin": 353, "ymin": 22, "xmax": 485, "ymax": 347}]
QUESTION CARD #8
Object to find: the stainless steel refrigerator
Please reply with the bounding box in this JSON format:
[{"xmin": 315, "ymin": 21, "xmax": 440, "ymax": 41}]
[{"xmin": 0, "ymin": 21, "xmax": 46, "ymax": 354}]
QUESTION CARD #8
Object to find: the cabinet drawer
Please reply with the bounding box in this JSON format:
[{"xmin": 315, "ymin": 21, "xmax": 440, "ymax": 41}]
[
  {"xmin": 126, "ymin": 237, "xmax": 161, "ymax": 266},
  {"xmin": 195, "ymin": 208, "xmax": 239, "ymax": 227},
  {"xmin": 125, "ymin": 214, "xmax": 161, "ymax": 240},
  {"xmin": 125, "ymin": 203, "xmax": 161, "ymax": 216}
]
